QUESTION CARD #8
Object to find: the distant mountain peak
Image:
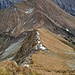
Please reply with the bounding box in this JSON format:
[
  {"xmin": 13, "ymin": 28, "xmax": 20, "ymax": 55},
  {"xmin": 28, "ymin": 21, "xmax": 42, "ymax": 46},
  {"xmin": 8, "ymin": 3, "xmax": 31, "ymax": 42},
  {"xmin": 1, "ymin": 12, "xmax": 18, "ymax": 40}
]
[
  {"xmin": 53, "ymin": 0, "xmax": 75, "ymax": 16},
  {"xmin": 0, "ymin": 0, "xmax": 23, "ymax": 9}
]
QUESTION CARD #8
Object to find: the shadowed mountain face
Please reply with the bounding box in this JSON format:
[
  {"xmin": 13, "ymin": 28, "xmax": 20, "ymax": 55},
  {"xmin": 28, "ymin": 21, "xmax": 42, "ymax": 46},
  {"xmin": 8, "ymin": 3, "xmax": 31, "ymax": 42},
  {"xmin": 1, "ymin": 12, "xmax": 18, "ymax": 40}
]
[
  {"xmin": 0, "ymin": 0, "xmax": 23, "ymax": 9},
  {"xmin": 52, "ymin": 0, "xmax": 75, "ymax": 16},
  {"xmin": 0, "ymin": 0, "xmax": 75, "ymax": 74}
]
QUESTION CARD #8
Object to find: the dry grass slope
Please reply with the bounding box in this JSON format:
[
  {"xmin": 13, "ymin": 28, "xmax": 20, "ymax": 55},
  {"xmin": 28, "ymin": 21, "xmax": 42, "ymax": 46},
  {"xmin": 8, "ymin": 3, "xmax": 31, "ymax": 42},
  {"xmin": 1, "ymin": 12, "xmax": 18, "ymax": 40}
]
[
  {"xmin": 30, "ymin": 27, "xmax": 75, "ymax": 75},
  {"xmin": 0, "ymin": 60, "xmax": 40, "ymax": 75}
]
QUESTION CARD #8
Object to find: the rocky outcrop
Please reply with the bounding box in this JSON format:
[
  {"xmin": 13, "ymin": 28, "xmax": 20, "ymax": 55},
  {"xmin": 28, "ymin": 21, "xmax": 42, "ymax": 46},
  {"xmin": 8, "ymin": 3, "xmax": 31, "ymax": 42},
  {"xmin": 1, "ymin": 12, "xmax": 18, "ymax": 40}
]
[
  {"xmin": 0, "ymin": 29, "xmax": 47, "ymax": 65},
  {"xmin": 13, "ymin": 30, "xmax": 47, "ymax": 65}
]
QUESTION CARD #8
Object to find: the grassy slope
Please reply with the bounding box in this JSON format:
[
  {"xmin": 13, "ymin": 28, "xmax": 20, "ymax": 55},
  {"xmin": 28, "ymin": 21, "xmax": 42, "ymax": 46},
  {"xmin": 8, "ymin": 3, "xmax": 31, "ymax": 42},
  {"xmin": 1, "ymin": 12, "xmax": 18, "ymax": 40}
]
[{"xmin": 30, "ymin": 27, "xmax": 75, "ymax": 75}]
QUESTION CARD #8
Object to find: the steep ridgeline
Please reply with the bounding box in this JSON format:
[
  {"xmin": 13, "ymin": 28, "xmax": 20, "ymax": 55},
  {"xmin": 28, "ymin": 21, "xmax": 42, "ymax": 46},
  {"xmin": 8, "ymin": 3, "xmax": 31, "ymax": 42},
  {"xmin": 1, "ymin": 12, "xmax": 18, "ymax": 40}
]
[
  {"xmin": 0, "ymin": 31, "xmax": 31, "ymax": 61},
  {"xmin": 13, "ymin": 30, "xmax": 47, "ymax": 65},
  {"xmin": 52, "ymin": 0, "xmax": 75, "ymax": 16},
  {"xmin": 0, "ymin": 29, "xmax": 47, "ymax": 65},
  {"xmin": 0, "ymin": 0, "xmax": 75, "ymax": 44}
]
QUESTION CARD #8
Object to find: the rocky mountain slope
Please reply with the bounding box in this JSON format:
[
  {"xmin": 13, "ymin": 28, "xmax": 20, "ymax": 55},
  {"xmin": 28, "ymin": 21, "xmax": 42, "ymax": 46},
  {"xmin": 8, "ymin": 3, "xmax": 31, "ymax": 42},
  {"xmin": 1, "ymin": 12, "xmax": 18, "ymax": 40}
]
[
  {"xmin": 0, "ymin": 0, "xmax": 75, "ymax": 75},
  {"xmin": 0, "ymin": 0, "xmax": 22, "ymax": 9},
  {"xmin": 53, "ymin": 0, "xmax": 75, "ymax": 16}
]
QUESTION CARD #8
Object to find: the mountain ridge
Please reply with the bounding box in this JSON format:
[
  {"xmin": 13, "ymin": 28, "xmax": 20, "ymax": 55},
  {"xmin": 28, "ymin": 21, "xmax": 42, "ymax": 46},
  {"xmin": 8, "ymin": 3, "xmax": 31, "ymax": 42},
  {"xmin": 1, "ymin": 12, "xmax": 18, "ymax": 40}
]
[{"xmin": 0, "ymin": 0, "xmax": 75, "ymax": 75}]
